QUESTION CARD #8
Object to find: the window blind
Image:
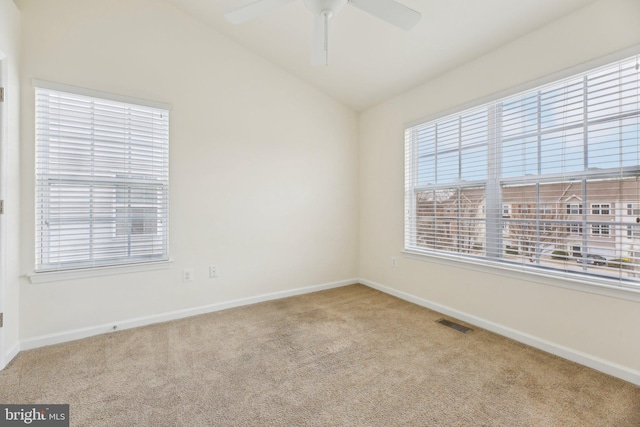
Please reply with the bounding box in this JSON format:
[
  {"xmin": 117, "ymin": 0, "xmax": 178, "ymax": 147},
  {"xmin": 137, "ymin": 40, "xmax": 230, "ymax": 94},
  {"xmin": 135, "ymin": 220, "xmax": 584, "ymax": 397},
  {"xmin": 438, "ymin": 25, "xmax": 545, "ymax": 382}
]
[
  {"xmin": 405, "ymin": 55, "xmax": 640, "ymax": 288},
  {"xmin": 35, "ymin": 86, "xmax": 169, "ymax": 272}
]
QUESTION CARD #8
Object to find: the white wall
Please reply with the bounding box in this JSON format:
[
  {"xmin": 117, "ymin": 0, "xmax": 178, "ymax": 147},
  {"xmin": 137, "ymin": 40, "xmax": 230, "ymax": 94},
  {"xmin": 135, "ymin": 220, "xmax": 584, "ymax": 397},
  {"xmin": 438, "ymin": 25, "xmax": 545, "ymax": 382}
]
[
  {"xmin": 18, "ymin": 0, "xmax": 358, "ymax": 340},
  {"xmin": 0, "ymin": 0, "xmax": 21, "ymax": 365},
  {"xmin": 13, "ymin": 0, "xmax": 640, "ymax": 385},
  {"xmin": 359, "ymin": 0, "xmax": 640, "ymax": 379}
]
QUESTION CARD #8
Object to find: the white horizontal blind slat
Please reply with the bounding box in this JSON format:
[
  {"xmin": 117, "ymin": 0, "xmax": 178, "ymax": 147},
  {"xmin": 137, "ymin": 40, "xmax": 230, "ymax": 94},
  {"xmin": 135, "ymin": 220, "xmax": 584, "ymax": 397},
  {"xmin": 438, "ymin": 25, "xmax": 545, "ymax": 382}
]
[
  {"xmin": 405, "ymin": 55, "xmax": 640, "ymax": 289},
  {"xmin": 35, "ymin": 87, "xmax": 169, "ymax": 272}
]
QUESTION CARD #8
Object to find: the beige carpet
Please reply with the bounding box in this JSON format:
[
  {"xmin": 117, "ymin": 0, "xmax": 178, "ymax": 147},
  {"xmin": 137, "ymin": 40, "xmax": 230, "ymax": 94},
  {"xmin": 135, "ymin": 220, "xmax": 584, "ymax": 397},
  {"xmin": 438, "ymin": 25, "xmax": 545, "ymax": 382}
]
[{"xmin": 1, "ymin": 284, "xmax": 638, "ymax": 426}]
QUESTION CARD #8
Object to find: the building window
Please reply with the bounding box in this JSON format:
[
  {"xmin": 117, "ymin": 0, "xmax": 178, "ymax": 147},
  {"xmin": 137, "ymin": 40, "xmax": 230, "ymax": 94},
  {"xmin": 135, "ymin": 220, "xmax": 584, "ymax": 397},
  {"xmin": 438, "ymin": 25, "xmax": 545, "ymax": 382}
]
[
  {"xmin": 539, "ymin": 204, "xmax": 553, "ymax": 215},
  {"xmin": 591, "ymin": 224, "xmax": 610, "ymax": 236},
  {"xmin": 626, "ymin": 203, "xmax": 640, "ymax": 216},
  {"xmin": 35, "ymin": 84, "xmax": 169, "ymax": 272},
  {"xmin": 568, "ymin": 223, "xmax": 583, "ymax": 235},
  {"xmin": 626, "ymin": 225, "xmax": 640, "ymax": 239},
  {"xmin": 404, "ymin": 55, "xmax": 640, "ymax": 287},
  {"xmin": 566, "ymin": 204, "xmax": 582, "ymax": 215},
  {"xmin": 591, "ymin": 204, "xmax": 611, "ymax": 215}
]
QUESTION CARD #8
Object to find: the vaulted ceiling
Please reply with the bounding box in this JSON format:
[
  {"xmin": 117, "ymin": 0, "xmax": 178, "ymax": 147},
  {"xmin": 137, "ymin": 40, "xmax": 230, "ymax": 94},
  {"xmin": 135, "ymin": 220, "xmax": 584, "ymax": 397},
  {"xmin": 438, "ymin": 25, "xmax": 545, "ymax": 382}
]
[{"xmin": 167, "ymin": 0, "xmax": 597, "ymax": 111}]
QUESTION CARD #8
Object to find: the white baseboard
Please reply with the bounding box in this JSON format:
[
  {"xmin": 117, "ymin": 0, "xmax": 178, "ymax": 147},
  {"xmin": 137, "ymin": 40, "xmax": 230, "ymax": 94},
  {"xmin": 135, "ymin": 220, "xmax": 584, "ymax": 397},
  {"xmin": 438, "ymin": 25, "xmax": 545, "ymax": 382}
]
[
  {"xmin": 17, "ymin": 277, "xmax": 638, "ymax": 386},
  {"xmin": 1, "ymin": 342, "xmax": 20, "ymax": 370},
  {"xmin": 20, "ymin": 278, "xmax": 358, "ymax": 351},
  {"xmin": 359, "ymin": 278, "xmax": 640, "ymax": 387}
]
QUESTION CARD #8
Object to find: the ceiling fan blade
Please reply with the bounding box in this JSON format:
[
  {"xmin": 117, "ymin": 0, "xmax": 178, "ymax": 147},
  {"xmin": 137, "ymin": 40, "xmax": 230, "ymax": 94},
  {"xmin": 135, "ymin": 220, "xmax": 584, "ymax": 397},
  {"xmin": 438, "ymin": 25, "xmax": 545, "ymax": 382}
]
[
  {"xmin": 311, "ymin": 13, "xmax": 330, "ymax": 67},
  {"xmin": 348, "ymin": 0, "xmax": 421, "ymax": 30},
  {"xmin": 225, "ymin": 0, "xmax": 296, "ymax": 24}
]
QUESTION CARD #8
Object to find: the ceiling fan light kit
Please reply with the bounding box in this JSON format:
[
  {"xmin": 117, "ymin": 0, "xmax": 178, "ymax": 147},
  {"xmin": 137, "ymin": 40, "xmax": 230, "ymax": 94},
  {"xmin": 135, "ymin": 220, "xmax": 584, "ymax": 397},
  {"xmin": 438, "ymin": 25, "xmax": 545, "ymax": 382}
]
[{"xmin": 224, "ymin": 0, "xmax": 421, "ymax": 66}]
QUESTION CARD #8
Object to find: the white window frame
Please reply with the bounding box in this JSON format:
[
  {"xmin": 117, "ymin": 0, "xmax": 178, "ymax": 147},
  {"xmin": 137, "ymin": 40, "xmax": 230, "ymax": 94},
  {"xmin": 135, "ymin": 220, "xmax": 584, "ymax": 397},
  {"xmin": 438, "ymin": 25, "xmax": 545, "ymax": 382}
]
[
  {"xmin": 591, "ymin": 224, "xmax": 611, "ymax": 237},
  {"xmin": 403, "ymin": 51, "xmax": 640, "ymax": 301},
  {"xmin": 567, "ymin": 204, "xmax": 582, "ymax": 215},
  {"xmin": 568, "ymin": 223, "xmax": 583, "ymax": 235},
  {"xmin": 626, "ymin": 203, "xmax": 640, "ymax": 216},
  {"xmin": 32, "ymin": 80, "xmax": 171, "ymax": 281},
  {"xmin": 539, "ymin": 204, "xmax": 553, "ymax": 215},
  {"xmin": 591, "ymin": 203, "xmax": 611, "ymax": 216}
]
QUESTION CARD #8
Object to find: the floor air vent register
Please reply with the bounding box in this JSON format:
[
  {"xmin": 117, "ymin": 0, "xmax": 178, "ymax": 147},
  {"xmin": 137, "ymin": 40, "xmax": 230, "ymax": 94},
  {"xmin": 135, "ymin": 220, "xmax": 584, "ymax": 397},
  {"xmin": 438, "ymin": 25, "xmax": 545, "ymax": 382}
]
[{"xmin": 436, "ymin": 318, "xmax": 473, "ymax": 333}]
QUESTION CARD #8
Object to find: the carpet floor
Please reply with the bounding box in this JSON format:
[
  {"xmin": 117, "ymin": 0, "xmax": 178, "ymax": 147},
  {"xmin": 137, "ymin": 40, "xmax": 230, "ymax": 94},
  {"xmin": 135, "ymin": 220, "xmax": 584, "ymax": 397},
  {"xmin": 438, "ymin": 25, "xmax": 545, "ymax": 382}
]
[{"xmin": 1, "ymin": 284, "xmax": 638, "ymax": 426}]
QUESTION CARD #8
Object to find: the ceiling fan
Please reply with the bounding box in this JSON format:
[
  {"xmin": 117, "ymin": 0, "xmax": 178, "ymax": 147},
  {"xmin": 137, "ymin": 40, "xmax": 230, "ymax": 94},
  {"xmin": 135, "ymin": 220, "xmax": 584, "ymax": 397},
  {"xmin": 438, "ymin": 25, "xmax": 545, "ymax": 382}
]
[{"xmin": 224, "ymin": 0, "xmax": 421, "ymax": 66}]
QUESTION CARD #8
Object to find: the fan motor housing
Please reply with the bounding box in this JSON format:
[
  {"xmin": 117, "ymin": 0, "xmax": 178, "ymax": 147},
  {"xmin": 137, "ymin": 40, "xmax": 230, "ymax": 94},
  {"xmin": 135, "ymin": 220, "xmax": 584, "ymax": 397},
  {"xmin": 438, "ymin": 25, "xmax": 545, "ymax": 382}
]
[{"xmin": 303, "ymin": 0, "xmax": 347, "ymax": 16}]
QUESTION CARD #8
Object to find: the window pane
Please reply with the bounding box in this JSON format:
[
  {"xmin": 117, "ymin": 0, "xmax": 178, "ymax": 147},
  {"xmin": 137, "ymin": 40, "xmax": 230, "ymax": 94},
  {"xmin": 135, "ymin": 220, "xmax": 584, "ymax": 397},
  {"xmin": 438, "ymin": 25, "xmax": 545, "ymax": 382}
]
[
  {"xmin": 502, "ymin": 136, "xmax": 537, "ymax": 178},
  {"xmin": 540, "ymin": 78, "xmax": 584, "ymax": 130},
  {"xmin": 436, "ymin": 151, "xmax": 459, "ymax": 184},
  {"xmin": 417, "ymin": 155, "xmax": 435, "ymax": 186},
  {"xmin": 540, "ymin": 128, "xmax": 584, "ymax": 174},
  {"xmin": 502, "ymin": 94, "xmax": 537, "ymax": 139},
  {"xmin": 461, "ymin": 146, "xmax": 487, "ymax": 181},
  {"xmin": 414, "ymin": 187, "xmax": 486, "ymax": 256}
]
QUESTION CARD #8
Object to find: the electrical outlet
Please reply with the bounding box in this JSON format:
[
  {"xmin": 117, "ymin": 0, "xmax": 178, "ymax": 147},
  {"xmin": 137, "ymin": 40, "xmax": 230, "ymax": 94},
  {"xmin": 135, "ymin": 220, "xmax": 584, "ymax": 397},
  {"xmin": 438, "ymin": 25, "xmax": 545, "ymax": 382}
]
[
  {"xmin": 183, "ymin": 268, "xmax": 194, "ymax": 282},
  {"xmin": 391, "ymin": 257, "xmax": 398, "ymax": 267},
  {"xmin": 209, "ymin": 265, "xmax": 218, "ymax": 278}
]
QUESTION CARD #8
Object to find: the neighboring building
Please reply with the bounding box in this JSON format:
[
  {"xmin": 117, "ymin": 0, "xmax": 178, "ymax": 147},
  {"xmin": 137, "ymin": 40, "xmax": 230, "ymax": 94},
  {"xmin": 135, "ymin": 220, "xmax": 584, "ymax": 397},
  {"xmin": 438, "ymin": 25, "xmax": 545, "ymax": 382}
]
[{"xmin": 414, "ymin": 177, "xmax": 640, "ymax": 277}]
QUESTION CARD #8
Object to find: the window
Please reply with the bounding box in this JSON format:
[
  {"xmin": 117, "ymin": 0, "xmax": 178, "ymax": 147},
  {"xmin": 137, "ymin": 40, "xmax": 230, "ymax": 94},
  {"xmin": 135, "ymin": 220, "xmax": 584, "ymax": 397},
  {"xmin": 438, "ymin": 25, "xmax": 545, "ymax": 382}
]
[
  {"xmin": 626, "ymin": 203, "xmax": 640, "ymax": 216},
  {"xmin": 405, "ymin": 55, "xmax": 640, "ymax": 288},
  {"xmin": 539, "ymin": 204, "xmax": 553, "ymax": 215},
  {"xmin": 591, "ymin": 224, "xmax": 610, "ymax": 236},
  {"xmin": 35, "ymin": 83, "xmax": 169, "ymax": 272},
  {"xmin": 625, "ymin": 225, "xmax": 640, "ymax": 239},
  {"xmin": 566, "ymin": 204, "xmax": 582, "ymax": 215},
  {"xmin": 567, "ymin": 223, "xmax": 583, "ymax": 235},
  {"xmin": 591, "ymin": 204, "xmax": 611, "ymax": 215}
]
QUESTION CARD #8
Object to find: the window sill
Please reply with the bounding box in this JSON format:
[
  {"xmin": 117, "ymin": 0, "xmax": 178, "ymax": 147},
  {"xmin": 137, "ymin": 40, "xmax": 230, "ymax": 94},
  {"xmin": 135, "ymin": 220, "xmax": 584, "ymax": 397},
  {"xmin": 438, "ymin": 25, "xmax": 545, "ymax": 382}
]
[
  {"xmin": 27, "ymin": 259, "xmax": 173, "ymax": 284},
  {"xmin": 402, "ymin": 250, "xmax": 640, "ymax": 303}
]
